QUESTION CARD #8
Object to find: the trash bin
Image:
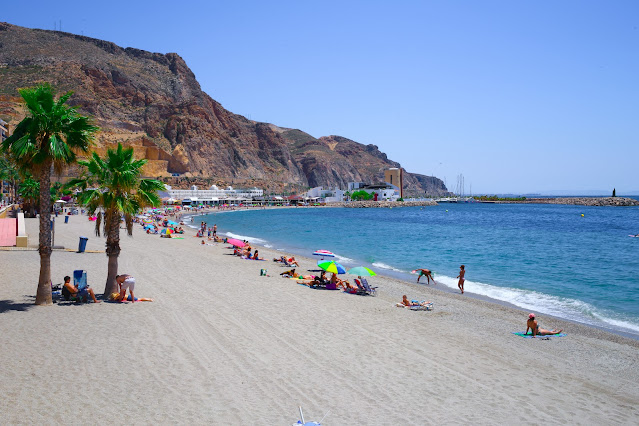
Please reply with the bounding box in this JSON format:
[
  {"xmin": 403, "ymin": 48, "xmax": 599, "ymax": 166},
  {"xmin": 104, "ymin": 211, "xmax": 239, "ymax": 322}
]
[
  {"xmin": 78, "ymin": 236, "xmax": 89, "ymax": 253},
  {"xmin": 64, "ymin": 216, "xmax": 69, "ymax": 224}
]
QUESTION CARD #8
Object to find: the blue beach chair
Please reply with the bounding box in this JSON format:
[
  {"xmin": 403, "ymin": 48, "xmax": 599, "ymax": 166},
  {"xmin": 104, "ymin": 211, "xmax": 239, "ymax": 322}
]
[{"xmin": 73, "ymin": 270, "xmax": 90, "ymax": 302}]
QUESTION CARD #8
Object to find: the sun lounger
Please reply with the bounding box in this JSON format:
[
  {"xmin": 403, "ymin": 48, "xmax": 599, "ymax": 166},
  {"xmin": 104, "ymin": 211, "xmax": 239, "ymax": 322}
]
[{"xmin": 410, "ymin": 300, "xmax": 433, "ymax": 311}]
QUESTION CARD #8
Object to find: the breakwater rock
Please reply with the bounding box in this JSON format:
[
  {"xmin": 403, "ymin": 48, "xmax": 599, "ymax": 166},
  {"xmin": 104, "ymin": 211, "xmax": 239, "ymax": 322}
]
[
  {"xmin": 498, "ymin": 197, "xmax": 639, "ymax": 207},
  {"xmin": 330, "ymin": 200, "xmax": 438, "ymax": 208}
]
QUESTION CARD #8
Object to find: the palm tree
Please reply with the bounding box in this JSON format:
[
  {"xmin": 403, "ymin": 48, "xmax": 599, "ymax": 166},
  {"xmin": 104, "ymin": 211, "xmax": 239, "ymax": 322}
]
[
  {"xmin": 0, "ymin": 154, "xmax": 20, "ymax": 205},
  {"xmin": 1, "ymin": 84, "xmax": 98, "ymax": 304},
  {"xmin": 68, "ymin": 143, "xmax": 164, "ymax": 295},
  {"xmin": 18, "ymin": 176, "xmax": 40, "ymax": 217}
]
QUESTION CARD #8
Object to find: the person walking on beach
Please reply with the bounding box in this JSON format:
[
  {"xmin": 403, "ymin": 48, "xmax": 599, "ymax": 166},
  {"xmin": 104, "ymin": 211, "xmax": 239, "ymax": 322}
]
[
  {"xmin": 416, "ymin": 268, "xmax": 435, "ymax": 284},
  {"xmin": 213, "ymin": 224, "xmax": 217, "ymax": 236},
  {"xmin": 457, "ymin": 265, "xmax": 465, "ymax": 294},
  {"xmin": 116, "ymin": 274, "xmax": 136, "ymax": 303}
]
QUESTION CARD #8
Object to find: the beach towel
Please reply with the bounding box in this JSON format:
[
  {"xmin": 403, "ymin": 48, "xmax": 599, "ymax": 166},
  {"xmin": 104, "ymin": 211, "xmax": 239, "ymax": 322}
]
[{"xmin": 512, "ymin": 332, "xmax": 566, "ymax": 338}]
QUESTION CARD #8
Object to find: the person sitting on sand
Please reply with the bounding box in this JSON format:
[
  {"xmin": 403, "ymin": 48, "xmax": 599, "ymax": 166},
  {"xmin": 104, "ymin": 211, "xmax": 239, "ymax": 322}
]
[
  {"xmin": 526, "ymin": 313, "xmax": 563, "ymax": 337},
  {"xmin": 62, "ymin": 275, "xmax": 99, "ymax": 303},
  {"xmin": 280, "ymin": 269, "xmax": 296, "ymax": 277},
  {"xmin": 312, "ymin": 271, "xmax": 328, "ymax": 286},
  {"xmin": 329, "ymin": 273, "xmax": 351, "ymax": 290},
  {"xmin": 252, "ymin": 250, "xmax": 263, "ymax": 260},
  {"xmin": 416, "ymin": 268, "xmax": 435, "ymax": 284},
  {"xmin": 288, "ymin": 256, "xmax": 300, "ymax": 267}
]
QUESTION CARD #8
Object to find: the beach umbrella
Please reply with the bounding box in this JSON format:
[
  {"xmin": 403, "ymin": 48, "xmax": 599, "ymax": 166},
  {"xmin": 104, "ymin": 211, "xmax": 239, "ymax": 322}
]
[
  {"xmin": 317, "ymin": 260, "xmax": 346, "ymax": 274},
  {"xmin": 227, "ymin": 238, "xmax": 246, "ymax": 248},
  {"xmin": 313, "ymin": 249, "xmax": 335, "ymax": 258},
  {"xmin": 167, "ymin": 220, "xmax": 178, "ymax": 226},
  {"xmin": 347, "ymin": 266, "xmax": 377, "ymax": 277}
]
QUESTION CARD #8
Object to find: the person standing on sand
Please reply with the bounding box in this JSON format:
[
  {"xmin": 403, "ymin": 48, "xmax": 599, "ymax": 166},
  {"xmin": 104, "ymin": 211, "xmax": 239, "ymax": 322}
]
[
  {"xmin": 416, "ymin": 268, "xmax": 435, "ymax": 284},
  {"xmin": 213, "ymin": 224, "xmax": 217, "ymax": 236},
  {"xmin": 457, "ymin": 265, "xmax": 465, "ymax": 294}
]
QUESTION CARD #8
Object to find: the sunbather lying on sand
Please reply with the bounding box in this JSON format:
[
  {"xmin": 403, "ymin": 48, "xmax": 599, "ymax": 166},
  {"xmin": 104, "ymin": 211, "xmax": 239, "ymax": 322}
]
[
  {"xmin": 526, "ymin": 313, "xmax": 562, "ymax": 337},
  {"xmin": 108, "ymin": 293, "xmax": 153, "ymax": 302},
  {"xmin": 396, "ymin": 295, "xmax": 432, "ymax": 308},
  {"xmin": 280, "ymin": 269, "xmax": 296, "ymax": 277}
]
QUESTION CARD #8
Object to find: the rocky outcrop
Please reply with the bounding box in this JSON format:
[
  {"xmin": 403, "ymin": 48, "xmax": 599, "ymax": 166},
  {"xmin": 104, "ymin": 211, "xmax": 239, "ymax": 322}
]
[
  {"xmin": 0, "ymin": 22, "xmax": 449, "ymax": 196},
  {"xmin": 495, "ymin": 197, "xmax": 639, "ymax": 206}
]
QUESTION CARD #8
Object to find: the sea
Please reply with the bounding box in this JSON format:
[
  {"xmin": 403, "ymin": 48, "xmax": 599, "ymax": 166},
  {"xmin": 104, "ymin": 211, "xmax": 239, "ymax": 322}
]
[{"xmin": 194, "ymin": 201, "xmax": 639, "ymax": 338}]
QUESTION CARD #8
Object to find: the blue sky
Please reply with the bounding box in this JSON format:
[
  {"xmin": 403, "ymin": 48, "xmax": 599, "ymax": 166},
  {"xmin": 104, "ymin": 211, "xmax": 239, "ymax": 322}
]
[{"xmin": 5, "ymin": 1, "xmax": 638, "ymax": 194}]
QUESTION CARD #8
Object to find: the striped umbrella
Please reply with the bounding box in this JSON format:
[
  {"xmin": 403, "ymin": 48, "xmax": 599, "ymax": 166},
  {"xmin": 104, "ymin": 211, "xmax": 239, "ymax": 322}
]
[
  {"xmin": 317, "ymin": 260, "xmax": 346, "ymax": 274},
  {"xmin": 313, "ymin": 249, "xmax": 335, "ymax": 258}
]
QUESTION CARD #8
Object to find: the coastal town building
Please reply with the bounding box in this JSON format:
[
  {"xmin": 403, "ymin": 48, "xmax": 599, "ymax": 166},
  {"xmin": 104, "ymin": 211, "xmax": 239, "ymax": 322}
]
[
  {"xmin": 303, "ymin": 186, "xmax": 346, "ymax": 203},
  {"xmin": 163, "ymin": 185, "xmax": 264, "ymax": 205},
  {"xmin": 303, "ymin": 182, "xmax": 399, "ymax": 203},
  {"xmin": 384, "ymin": 168, "xmax": 403, "ymax": 198},
  {"xmin": 359, "ymin": 184, "xmax": 400, "ymax": 201}
]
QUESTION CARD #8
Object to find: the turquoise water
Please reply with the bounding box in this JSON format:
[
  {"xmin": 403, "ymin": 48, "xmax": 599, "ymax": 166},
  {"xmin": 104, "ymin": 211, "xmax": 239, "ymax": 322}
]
[{"xmin": 197, "ymin": 202, "xmax": 639, "ymax": 337}]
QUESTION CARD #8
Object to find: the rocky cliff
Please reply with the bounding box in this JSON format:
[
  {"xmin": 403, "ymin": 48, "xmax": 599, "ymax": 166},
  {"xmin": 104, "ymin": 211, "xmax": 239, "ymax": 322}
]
[{"xmin": 0, "ymin": 22, "xmax": 449, "ymax": 196}]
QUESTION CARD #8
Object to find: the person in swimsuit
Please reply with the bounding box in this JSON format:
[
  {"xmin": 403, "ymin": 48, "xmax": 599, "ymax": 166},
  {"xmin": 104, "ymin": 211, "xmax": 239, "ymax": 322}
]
[
  {"xmin": 280, "ymin": 269, "xmax": 296, "ymax": 277},
  {"xmin": 416, "ymin": 268, "xmax": 435, "ymax": 284},
  {"xmin": 62, "ymin": 275, "xmax": 99, "ymax": 303},
  {"xmin": 397, "ymin": 295, "xmax": 432, "ymax": 307},
  {"xmin": 288, "ymin": 256, "xmax": 300, "ymax": 267},
  {"xmin": 116, "ymin": 274, "xmax": 136, "ymax": 304},
  {"xmin": 526, "ymin": 313, "xmax": 563, "ymax": 337},
  {"xmin": 457, "ymin": 265, "xmax": 465, "ymax": 294}
]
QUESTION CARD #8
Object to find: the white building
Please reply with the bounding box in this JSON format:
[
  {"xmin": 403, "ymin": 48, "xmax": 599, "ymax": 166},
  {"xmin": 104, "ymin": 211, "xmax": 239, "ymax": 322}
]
[
  {"xmin": 164, "ymin": 185, "xmax": 264, "ymax": 205},
  {"xmin": 348, "ymin": 183, "xmax": 400, "ymax": 201},
  {"xmin": 303, "ymin": 186, "xmax": 346, "ymax": 203}
]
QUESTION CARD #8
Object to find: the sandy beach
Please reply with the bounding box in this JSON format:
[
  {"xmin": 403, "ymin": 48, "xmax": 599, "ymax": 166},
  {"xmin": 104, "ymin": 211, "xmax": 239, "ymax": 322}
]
[{"xmin": 1, "ymin": 213, "xmax": 638, "ymax": 425}]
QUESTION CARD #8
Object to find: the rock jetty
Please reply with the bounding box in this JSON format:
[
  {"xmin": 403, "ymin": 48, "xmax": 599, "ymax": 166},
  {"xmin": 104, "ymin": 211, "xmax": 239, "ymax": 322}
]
[
  {"xmin": 497, "ymin": 197, "xmax": 639, "ymax": 207},
  {"xmin": 331, "ymin": 200, "xmax": 438, "ymax": 208}
]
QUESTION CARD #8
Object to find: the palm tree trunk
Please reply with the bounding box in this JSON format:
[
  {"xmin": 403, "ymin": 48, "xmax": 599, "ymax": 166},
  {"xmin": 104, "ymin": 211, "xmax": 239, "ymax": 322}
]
[
  {"xmin": 104, "ymin": 209, "xmax": 121, "ymax": 296},
  {"xmin": 35, "ymin": 162, "xmax": 53, "ymax": 305}
]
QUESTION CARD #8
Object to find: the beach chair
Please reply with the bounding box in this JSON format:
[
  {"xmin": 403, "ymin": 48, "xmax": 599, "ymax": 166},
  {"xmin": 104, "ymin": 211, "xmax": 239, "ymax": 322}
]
[
  {"xmin": 410, "ymin": 300, "xmax": 433, "ymax": 311},
  {"xmin": 360, "ymin": 278, "xmax": 378, "ymax": 297},
  {"xmin": 344, "ymin": 280, "xmax": 368, "ymax": 295},
  {"xmin": 70, "ymin": 270, "xmax": 90, "ymax": 302}
]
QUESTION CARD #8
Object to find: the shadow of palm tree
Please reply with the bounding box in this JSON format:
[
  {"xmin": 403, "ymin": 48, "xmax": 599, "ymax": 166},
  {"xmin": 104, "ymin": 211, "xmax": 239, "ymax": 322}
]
[{"xmin": 0, "ymin": 299, "xmax": 35, "ymax": 313}]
